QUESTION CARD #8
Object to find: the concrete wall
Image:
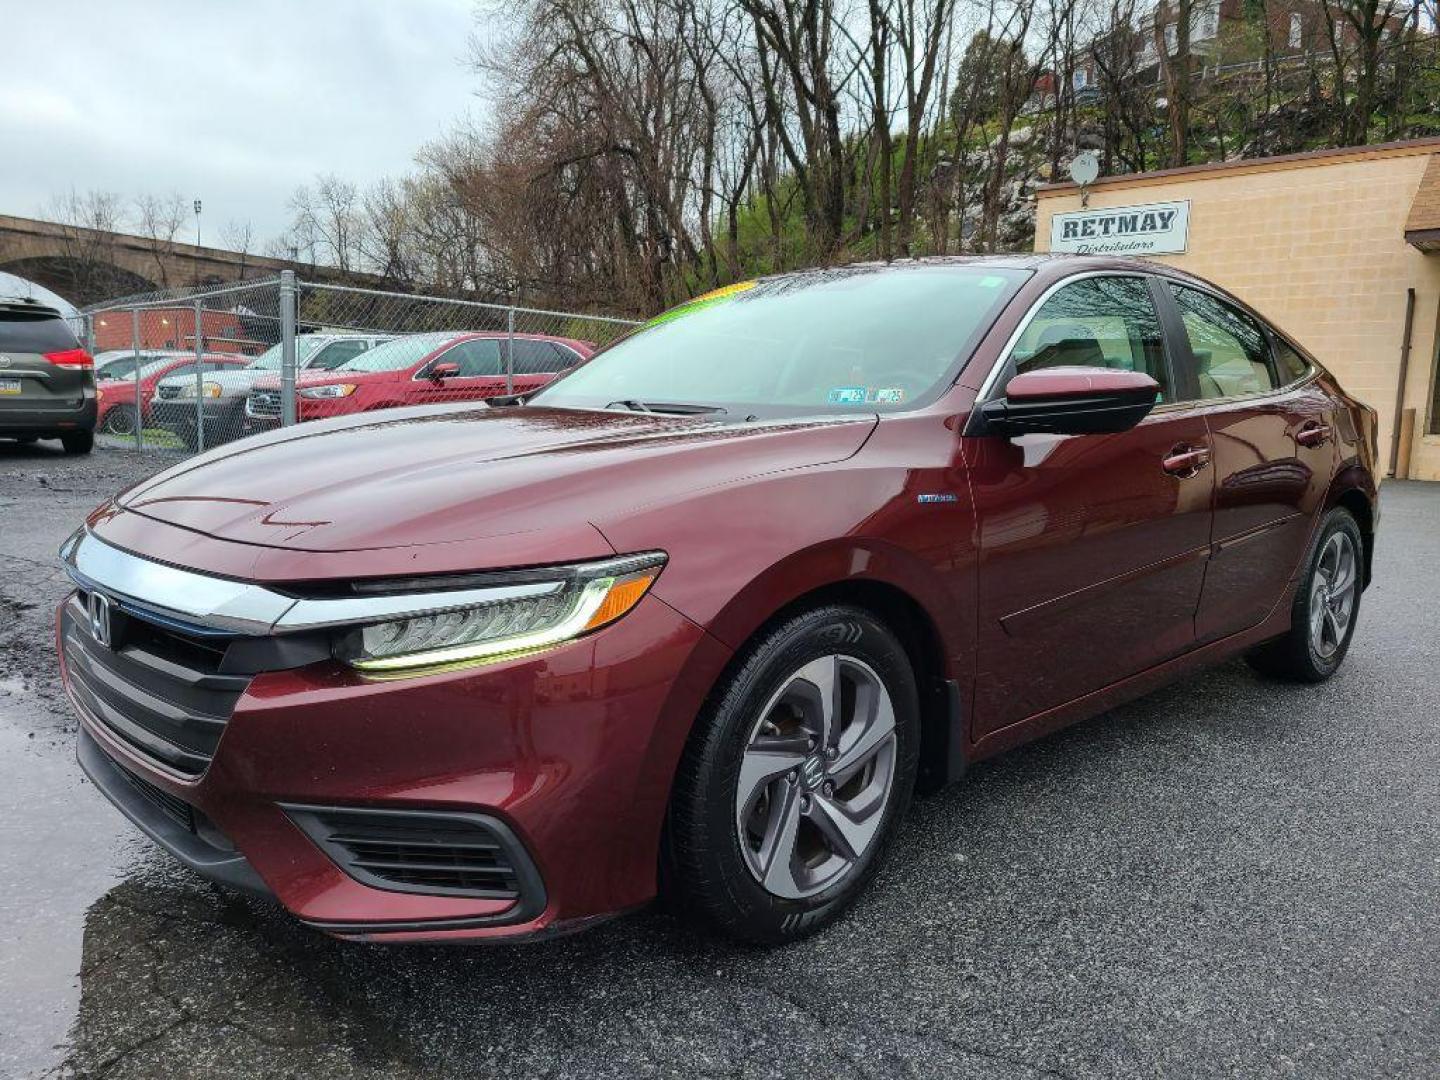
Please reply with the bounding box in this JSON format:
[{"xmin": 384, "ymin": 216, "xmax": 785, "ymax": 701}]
[{"xmin": 1035, "ymin": 140, "xmax": 1440, "ymax": 481}]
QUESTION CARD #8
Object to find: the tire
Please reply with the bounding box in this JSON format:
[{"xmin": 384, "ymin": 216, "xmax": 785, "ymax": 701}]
[
  {"xmin": 1245, "ymin": 507, "xmax": 1364, "ymax": 683},
  {"xmin": 100, "ymin": 405, "xmax": 139, "ymax": 436},
  {"xmin": 60, "ymin": 431, "xmax": 94, "ymax": 455},
  {"xmin": 664, "ymin": 604, "xmax": 920, "ymax": 944}
]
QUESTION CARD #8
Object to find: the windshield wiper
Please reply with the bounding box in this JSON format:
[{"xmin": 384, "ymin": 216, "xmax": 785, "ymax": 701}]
[{"xmin": 606, "ymin": 399, "xmax": 727, "ymax": 416}]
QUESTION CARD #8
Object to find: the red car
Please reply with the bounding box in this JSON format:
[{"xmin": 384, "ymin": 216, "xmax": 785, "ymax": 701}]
[
  {"xmin": 95, "ymin": 351, "xmax": 248, "ymax": 437},
  {"xmin": 242, "ymin": 331, "xmax": 593, "ymax": 430},
  {"xmin": 57, "ymin": 257, "xmax": 1378, "ymax": 946}
]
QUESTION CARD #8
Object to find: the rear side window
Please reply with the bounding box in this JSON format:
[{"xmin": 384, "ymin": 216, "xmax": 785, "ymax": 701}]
[
  {"xmin": 0, "ymin": 309, "xmax": 78, "ymax": 353},
  {"xmin": 1272, "ymin": 338, "xmax": 1310, "ymax": 384},
  {"xmin": 508, "ymin": 340, "xmax": 574, "ymax": 375},
  {"xmin": 1169, "ymin": 285, "xmax": 1277, "ymax": 399},
  {"xmin": 1011, "ymin": 276, "xmax": 1170, "ymax": 400}
]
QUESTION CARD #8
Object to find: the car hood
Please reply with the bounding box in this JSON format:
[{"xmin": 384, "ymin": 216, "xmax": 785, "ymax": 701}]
[
  {"xmin": 157, "ymin": 369, "xmax": 268, "ymax": 395},
  {"xmin": 113, "ymin": 405, "xmax": 877, "ymax": 554}
]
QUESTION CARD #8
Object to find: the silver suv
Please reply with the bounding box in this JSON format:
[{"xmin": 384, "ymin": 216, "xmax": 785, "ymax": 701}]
[{"xmin": 150, "ymin": 333, "xmax": 391, "ymax": 448}]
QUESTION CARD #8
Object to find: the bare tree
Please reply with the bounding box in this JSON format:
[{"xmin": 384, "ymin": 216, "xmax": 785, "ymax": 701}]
[
  {"xmin": 133, "ymin": 192, "xmax": 187, "ymax": 287},
  {"xmin": 219, "ymin": 219, "xmax": 256, "ymax": 278}
]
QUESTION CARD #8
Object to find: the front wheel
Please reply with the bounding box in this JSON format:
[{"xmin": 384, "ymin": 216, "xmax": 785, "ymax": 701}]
[
  {"xmin": 1246, "ymin": 507, "xmax": 1364, "ymax": 682},
  {"xmin": 664, "ymin": 605, "xmax": 920, "ymax": 944},
  {"xmin": 100, "ymin": 405, "xmax": 138, "ymax": 436}
]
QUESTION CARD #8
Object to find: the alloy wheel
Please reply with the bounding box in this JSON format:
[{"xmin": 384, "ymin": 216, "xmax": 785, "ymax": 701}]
[
  {"xmin": 102, "ymin": 406, "xmax": 137, "ymax": 436},
  {"xmin": 735, "ymin": 654, "xmax": 897, "ymax": 899},
  {"xmin": 1309, "ymin": 530, "xmax": 1358, "ymax": 659}
]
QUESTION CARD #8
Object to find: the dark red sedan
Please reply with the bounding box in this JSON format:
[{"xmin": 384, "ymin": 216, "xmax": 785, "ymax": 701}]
[{"xmin": 57, "ymin": 257, "xmax": 1378, "ymax": 945}]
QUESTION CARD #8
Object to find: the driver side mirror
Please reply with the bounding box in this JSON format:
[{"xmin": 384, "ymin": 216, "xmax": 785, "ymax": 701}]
[
  {"xmin": 977, "ymin": 367, "xmax": 1158, "ymax": 437},
  {"xmin": 429, "ymin": 361, "xmax": 460, "ymax": 383}
]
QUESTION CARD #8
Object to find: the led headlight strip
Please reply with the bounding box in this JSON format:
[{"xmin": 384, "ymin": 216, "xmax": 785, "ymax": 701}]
[{"xmin": 334, "ymin": 552, "xmax": 667, "ymax": 674}]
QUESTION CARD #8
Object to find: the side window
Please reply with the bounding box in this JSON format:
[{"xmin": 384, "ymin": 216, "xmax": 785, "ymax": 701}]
[
  {"xmin": 313, "ymin": 340, "xmax": 368, "ymax": 370},
  {"xmin": 1272, "ymin": 337, "xmax": 1310, "ymax": 385},
  {"xmin": 510, "ymin": 340, "xmax": 571, "ymax": 374},
  {"xmin": 1010, "ymin": 276, "xmax": 1170, "ymax": 400},
  {"xmin": 448, "ymin": 339, "xmax": 503, "ymax": 377},
  {"xmin": 1169, "ymin": 285, "xmax": 1277, "ymax": 399}
]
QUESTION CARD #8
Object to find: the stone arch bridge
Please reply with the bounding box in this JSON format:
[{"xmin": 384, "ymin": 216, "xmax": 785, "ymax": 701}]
[{"xmin": 0, "ymin": 213, "xmax": 377, "ymax": 307}]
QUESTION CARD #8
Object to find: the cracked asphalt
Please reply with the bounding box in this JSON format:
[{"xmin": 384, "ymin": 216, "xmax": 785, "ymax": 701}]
[{"xmin": 1, "ymin": 440, "xmax": 1437, "ymax": 1079}]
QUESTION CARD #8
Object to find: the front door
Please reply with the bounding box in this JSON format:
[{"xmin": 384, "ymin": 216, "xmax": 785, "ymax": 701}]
[
  {"xmin": 966, "ymin": 273, "xmax": 1215, "ymax": 737},
  {"xmin": 1160, "ymin": 283, "xmax": 1337, "ymax": 643},
  {"xmin": 417, "ymin": 339, "xmax": 509, "ymax": 405}
]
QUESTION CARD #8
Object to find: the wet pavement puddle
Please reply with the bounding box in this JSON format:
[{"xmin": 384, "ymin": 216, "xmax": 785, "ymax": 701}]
[{"xmin": 0, "ymin": 696, "xmax": 134, "ymax": 1077}]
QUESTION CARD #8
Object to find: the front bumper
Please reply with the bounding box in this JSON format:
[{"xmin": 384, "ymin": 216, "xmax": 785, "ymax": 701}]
[
  {"xmin": 151, "ymin": 398, "xmax": 239, "ymax": 434},
  {"xmin": 58, "ymin": 582, "xmax": 720, "ymax": 943}
]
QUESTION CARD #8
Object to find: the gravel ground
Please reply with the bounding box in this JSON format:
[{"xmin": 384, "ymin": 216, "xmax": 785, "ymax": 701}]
[{"xmin": 1, "ymin": 441, "xmax": 1437, "ymax": 1080}]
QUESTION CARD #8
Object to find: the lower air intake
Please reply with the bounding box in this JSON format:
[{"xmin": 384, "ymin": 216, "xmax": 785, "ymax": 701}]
[{"xmin": 280, "ymin": 804, "xmax": 543, "ymax": 902}]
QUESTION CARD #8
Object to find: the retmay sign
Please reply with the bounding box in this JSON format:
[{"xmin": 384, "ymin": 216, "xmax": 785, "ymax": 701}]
[{"xmin": 1049, "ymin": 200, "xmax": 1190, "ymax": 256}]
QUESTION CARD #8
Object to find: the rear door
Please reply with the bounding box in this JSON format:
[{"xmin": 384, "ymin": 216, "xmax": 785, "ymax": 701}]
[
  {"xmin": 967, "ymin": 273, "xmax": 1216, "ymax": 737},
  {"xmin": 506, "ymin": 339, "xmax": 580, "ymax": 394},
  {"xmin": 0, "ymin": 303, "xmax": 89, "ymax": 428},
  {"xmin": 1160, "ymin": 282, "xmax": 1336, "ymax": 642}
]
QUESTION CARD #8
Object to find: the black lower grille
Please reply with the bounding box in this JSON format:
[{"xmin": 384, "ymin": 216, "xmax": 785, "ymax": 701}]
[
  {"xmin": 115, "ymin": 760, "xmax": 195, "ymax": 832},
  {"xmin": 282, "ymin": 805, "xmax": 542, "ymax": 902},
  {"xmin": 61, "ymin": 594, "xmax": 250, "ymax": 776}
]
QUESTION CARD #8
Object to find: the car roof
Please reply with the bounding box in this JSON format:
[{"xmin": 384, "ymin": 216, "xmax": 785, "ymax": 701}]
[{"xmin": 0, "ymin": 296, "xmax": 64, "ymax": 318}]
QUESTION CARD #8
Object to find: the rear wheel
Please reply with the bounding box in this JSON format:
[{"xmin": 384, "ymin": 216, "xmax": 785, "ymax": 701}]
[
  {"xmin": 60, "ymin": 431, "xmax": 94, "ymax": 455},
  {"xmin": 1246, "ymin": 507, "xmax": 1363, "ymax": 682},
  {"xmin": 664, "ymin": 605, "xmax": 919, "ymax": 944}
]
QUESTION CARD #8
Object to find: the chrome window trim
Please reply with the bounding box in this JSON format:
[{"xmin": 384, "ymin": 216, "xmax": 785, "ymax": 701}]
[
  {"xmin": 971, "ymin": 269, "xmax": 1164, "ymax": 407},
  {"xmin": 59, "ymin": 530, "xmax": 564, "ymax": 636}
]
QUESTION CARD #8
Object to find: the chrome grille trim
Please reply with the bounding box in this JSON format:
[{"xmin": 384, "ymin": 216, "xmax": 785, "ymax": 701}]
[{"xmin": 59, "ymin": 529, "xmax": 566, "ymax": 635}]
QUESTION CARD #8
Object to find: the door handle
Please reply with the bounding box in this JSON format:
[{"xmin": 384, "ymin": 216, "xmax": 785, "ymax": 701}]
[
  {"xmin": 1295, "ymin": 422, "xmax": 1332, "ymax": 447},
  {"xmin": 1162, "ymin": 444, "xmax": 1211, "ymax": 477}
]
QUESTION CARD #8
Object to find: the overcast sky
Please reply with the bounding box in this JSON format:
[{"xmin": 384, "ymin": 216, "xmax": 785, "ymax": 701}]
[{"xmin": 2, "ymin": 0, "xmax": 485, "ymax": 248}]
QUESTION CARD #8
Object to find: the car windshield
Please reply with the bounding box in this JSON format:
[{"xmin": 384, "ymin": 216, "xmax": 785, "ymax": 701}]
[
  {"xmin": 246, "ymin": 338, "xmax": 327, "ymax": 371},
  {"xmin": 335, "ymin": 332, "xmax": 458, "ymax": 373},
  {"xmin": 97, "ymin": 354, "xmax": 167, "ymax": 379},
  {"xmin": 100, "ymin": 356, "xmax": 182, "ymax": 380},
  {"xmin": 531, "ymin": 266, "xmax": 1028, "ymax": 417}
]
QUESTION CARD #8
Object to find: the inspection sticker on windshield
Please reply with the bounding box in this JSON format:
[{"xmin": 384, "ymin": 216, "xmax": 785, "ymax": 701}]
[{"xmin": 828, "ymin": 386, "xmax": 905, "ymax": 405}]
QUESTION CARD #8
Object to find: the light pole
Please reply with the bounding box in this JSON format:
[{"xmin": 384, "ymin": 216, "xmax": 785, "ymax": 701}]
[{"xmin": 193, "ymin": 199, "xmax": 203, "ymax": 285}]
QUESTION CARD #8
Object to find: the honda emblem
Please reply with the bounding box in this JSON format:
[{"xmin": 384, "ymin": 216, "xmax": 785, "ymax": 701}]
[{"xmin": 88, "ymin": 591, "xmax": 113, "ymax": 649}]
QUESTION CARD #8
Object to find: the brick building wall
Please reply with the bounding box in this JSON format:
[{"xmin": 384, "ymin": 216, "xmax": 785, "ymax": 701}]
[{"xmin": 1035, "ymin": 137, "xmax": 1440, "ymax": 481}]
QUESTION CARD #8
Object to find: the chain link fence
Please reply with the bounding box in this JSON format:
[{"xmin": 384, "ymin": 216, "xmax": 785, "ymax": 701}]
[{"xmin": 79, "ymin": 274, "xmax": 641, "ymax": 455}]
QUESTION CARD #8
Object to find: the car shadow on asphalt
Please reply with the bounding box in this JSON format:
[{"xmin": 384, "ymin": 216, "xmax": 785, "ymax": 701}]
[{"xmin": 58, "ymin": 656, "xmax": 1330, "ymax": 1079}]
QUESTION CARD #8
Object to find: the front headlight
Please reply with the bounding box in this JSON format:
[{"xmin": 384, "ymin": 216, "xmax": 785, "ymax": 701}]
[
  {"xmin": 334, "ymin": 552, "xmax": 666, "ymax": 674},
  {"xmin": 300, "ymin": 383, "xmax": 357, "ymax": 399},
  {"xmin": 178, "ymin": 381, "xmax": 223, "ymax": 399}
]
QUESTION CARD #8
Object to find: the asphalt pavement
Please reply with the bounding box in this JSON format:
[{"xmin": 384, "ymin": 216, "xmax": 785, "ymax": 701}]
[{"xmin": 1, "ymin": 440, "xmax": 1436, "ymax": 1079}]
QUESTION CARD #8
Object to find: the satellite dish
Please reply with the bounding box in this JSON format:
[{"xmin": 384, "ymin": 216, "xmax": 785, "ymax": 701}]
[{"xmin": 1069, "ymin": 151, "xmax": 1100, "ymax": 187}]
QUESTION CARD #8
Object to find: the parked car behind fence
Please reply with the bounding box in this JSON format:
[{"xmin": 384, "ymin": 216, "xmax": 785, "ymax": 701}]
[
  {"xmin": 94, "ymin": 351, "xmax": 250, "ymax": 438},
  {"xmin": 242, "ymin": 331, "xmax": 593, "ymax": 432},
  {"xmin": 151, "ymin": 334, "xmax": 392, "ymax": 449}
]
